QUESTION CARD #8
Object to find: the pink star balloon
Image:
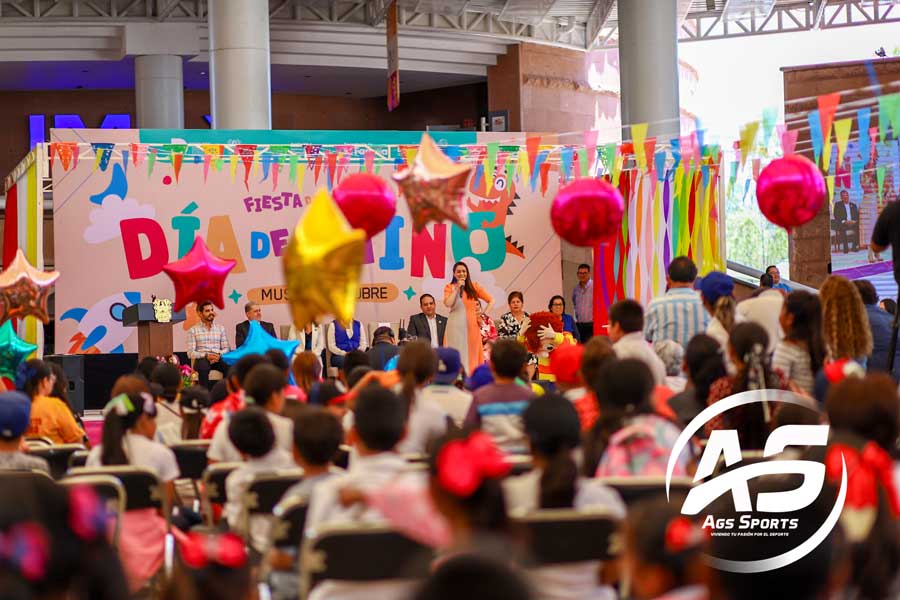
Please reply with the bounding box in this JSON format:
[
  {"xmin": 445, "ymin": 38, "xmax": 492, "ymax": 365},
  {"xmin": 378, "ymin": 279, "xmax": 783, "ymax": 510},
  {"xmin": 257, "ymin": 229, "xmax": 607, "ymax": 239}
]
[{"xmin": 161, "ymin": 238, "xmax": 237, "ymax": 312}]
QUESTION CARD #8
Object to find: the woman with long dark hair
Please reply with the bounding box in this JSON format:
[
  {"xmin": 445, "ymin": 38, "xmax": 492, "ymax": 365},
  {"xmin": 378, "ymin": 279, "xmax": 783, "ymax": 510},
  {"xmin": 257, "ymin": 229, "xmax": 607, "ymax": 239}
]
[
  {"xmin": 444, "ymin": 261, "xmax": 494, "ymax": 374},
  {"xmin": 773, "ymin": 291, "xmax": 825, "ymax": 395}
]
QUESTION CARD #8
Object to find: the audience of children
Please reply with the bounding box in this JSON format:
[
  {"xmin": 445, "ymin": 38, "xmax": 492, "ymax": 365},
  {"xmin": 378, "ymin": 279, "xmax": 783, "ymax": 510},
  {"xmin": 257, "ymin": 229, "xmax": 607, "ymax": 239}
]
[
  {"xmin": 12, "ymin": 252, "xmax": 900, "ymax": 600},
  {"xmin": 208, "ymin": 363, "xmax": 294, "ymax": 462}
]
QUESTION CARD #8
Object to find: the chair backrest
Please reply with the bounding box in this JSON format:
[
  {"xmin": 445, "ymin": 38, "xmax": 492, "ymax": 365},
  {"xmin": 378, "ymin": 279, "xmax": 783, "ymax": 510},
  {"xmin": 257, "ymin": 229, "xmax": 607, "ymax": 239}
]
[
  {"xmin": 202, "ymin": 462, "xmax": 242, "ymax": 505},
  {"xmin": 514, "ymin": 509, "xmax": 620, "ymax": 565},
  {"xmin": 0, "ymin": 469, "xmax": 53, "ymax": 484},
  {"xmin": 301, "ymin": 524, "xmax": 434, "ymax": 597},
  {"xmin": 27, "ymin": 444, "xmax": 85, "ymax": 480},
  {"xmin": 244, "ymin": 470, "xmax": 304, "ymax": 516},
  {"xmin": 508, "ymin": 455, "xmax": 533, "ymax": 476},
  {"xmin": 25, "ymin": 437, "xmax": 53, "ymax": 449},
  {"xmin": 60, "ymin": 474, "xmax": 126, "ymax": 547},
  {"xmin": 68, "ymin": 466, "xmax": 164, "ymax": 511},
  {"xmin": 597, "ymin": 476, "xmax": 695, "ymax": 507},
  {"xmin": 68, "ymin": 450, "xmax": 90, "ymax": 470},
  {"xmin": 170, "ymin": 441, "xmax": 210, "ymax": 481},
  {"xmin": 200, "ymin": 462, "xmax": 242, "ymax": 525},
  {"xmin": 270, "ymin": 496, "xmax": 309, "ymax": 550}
]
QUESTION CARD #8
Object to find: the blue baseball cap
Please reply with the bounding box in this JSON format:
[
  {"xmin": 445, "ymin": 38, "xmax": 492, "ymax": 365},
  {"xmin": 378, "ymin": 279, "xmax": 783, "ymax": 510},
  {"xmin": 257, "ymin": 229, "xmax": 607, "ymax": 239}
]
[
  {"xmin": 434, "ymin": 348, "xmax": 462, "ymax": 385},
  {"xmin": 465, "ymin": 364, "xmax": 494, "ymax": 391},
  {"xmin": 699, "ymin": 271, "xmax": 734, "ymax": 305},
  {"xmin": 0, "ymin": 391, "xmax": 31, "ymax": 440}
]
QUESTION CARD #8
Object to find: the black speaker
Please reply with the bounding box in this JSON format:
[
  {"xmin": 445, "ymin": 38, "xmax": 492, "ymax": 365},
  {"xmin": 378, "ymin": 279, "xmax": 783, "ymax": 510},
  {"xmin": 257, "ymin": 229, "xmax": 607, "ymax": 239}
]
[{"xmin": 44, "ymin": 354, "xmax": 139, "ymax": 413}]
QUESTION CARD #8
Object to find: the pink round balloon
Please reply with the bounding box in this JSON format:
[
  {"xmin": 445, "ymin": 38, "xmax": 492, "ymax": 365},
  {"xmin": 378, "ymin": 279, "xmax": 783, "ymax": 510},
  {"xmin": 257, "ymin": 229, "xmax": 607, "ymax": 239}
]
[
  {"xmin": 756, "ymin": 155, "xmax": 826, "ymax": 231},
  {"xmin": 551, "ymin": 178, "xmax": 624, "ymax": 247},
  {"xmin": 333, "ymin": 174, "xmax": 397, "ymax": 239}
]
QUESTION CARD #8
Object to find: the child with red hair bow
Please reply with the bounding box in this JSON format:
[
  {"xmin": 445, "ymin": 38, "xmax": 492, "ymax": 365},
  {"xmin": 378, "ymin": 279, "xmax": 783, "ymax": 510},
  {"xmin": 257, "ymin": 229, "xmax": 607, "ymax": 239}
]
[
  {"xmin": 339, "ymin": 431, "xmax": 515, "ymax": 559},
  {"xmin": 517, "ymin": 312, "xmax": 576, "ymax": 383}
]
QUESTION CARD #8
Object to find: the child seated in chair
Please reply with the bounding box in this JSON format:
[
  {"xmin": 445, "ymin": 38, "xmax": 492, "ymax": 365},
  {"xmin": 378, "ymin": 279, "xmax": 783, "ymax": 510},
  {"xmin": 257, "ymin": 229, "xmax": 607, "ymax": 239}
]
[
  {"xmin": 0, "ymin": 391, "xmax": 50, "ymax": 474},
  {"xmin": 86, "ymin": 387, "xmax": 184, "ymax": 592},
  {"xmin": 267, "ymin": 408, "xmax": 345, "ymax": 600},
  {"xmin": 304, "ymin": 386, "xmax": 425, "ymax": 600},
  {"xmin": 209, "ymin": 363, "xmax": 295, "ymax": 463},
  {"xmin": 223, "ymin": 407, "xmax": 294, "ymax": 555}
]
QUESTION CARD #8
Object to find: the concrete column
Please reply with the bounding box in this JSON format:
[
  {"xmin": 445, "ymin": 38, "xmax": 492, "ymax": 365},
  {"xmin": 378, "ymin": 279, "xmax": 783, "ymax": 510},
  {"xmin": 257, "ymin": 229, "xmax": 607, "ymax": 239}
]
[
  {"xmin": 617, "ymin": 0, "xmax": 681, "ymax": 140},
  {"xmin": 135, "ymin": 55, "xmax": 184, "ymax": 129},
  {"xmin": 208, "ymin": 0, "xmax": 272, "ymax": 130}
]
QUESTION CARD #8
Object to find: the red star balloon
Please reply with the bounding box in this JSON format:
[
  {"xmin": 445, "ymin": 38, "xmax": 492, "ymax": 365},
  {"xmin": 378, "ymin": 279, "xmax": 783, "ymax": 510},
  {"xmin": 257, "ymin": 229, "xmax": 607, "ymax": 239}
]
[
  {"xmin": 162, "ymin": 238, "xmax": 237, "ymax": 312},
  {"xmin": 0, "ymin": 249, "xmax": 60, "ymax": 325},
  {"xmin": 393, "ymin": 133, "xmax": 473, "ymax": 232}
]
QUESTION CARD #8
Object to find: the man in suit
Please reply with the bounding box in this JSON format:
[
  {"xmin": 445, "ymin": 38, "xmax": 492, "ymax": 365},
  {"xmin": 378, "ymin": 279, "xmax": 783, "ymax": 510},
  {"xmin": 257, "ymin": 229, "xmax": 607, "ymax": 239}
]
[
  {"xmin": 833, "ymin": 189, "xmax": 860, "ymax": 253},
  {"xmin": 235, "ymin": 301, "xmax": 277, "ymax": 347},
  {"xmin": 406, "ymin": 294, "xmax": 447, "ymax": 348}
]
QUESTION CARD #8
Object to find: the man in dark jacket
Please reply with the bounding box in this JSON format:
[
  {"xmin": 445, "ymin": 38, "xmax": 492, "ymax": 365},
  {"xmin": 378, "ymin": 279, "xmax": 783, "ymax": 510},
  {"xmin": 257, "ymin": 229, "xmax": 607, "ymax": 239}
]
[
  {"xmin": 406, "ymin": 294, "xmax": 447, "ymax": 347},
  {"xmin": 235, "ymin": 301, "xmax": 277, "ymax": 347}
]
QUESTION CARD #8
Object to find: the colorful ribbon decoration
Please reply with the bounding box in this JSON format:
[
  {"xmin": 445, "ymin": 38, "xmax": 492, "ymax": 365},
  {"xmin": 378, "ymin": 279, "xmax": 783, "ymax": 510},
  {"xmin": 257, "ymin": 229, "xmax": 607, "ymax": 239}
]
[{"xmin": 436, "ymin": 432, "xmax": 511, "ymax": 498}]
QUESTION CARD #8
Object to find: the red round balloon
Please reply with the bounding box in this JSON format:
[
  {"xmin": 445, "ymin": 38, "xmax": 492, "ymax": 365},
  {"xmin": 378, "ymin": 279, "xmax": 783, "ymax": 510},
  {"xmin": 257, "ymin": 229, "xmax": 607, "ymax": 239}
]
[
  {"xmin": 756, "ymin": 155, "xmax": 826, "ymax": 231},
  {"xmin": 333, "ymin": 174, "xmax": 397, "ymax": 239},
  {"xmin": 551, "ymin": 178, "xmax": 624, "ymax": 247}
]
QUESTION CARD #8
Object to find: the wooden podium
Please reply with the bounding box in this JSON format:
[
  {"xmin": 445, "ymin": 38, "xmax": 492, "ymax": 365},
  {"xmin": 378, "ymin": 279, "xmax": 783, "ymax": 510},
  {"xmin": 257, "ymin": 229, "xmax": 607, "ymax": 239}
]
[{"xmin": 122, "ymin": 303, "xmax": 186, "ymax": 360}]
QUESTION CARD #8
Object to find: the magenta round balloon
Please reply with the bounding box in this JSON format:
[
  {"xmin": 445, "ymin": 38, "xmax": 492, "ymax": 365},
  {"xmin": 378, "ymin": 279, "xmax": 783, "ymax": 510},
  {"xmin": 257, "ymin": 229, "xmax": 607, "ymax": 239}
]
[
  {"xmin": 550, "ymin": 178, "xmax": 624, "ymax": 247},
  {"xmin": 333, "ymin": 173, "xmax": 397, "ymax": 240},
  {"xmin": 756, "ymin": 155, "xmax": 826, "ymax": 231}
]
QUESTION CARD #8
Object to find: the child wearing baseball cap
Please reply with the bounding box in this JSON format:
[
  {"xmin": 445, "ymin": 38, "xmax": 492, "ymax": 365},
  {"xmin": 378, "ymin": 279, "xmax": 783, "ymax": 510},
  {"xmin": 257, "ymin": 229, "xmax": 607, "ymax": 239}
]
[{"xmin": 0, "ymin": 391, "xmax": 49, "ymax": 474}]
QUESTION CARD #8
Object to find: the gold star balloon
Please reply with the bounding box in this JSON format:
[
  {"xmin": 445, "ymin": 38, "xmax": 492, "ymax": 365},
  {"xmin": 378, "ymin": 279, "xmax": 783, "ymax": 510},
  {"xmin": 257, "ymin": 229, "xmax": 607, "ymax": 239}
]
[
  {"xmin": 0, "ymin": 249, "xmax": 60, "ymax": 325},
  {"xmin": 393, "ymin": 133, "xmax": 474, "ymax": 232},
  {"xmin": 283, "ymin": 188, "xmax": 366, "ymax": 329}
]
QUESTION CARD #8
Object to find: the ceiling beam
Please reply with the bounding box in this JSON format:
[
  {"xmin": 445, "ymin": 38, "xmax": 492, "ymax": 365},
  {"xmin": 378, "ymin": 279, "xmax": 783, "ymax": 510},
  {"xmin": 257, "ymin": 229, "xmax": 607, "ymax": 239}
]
[
  {"xmin": 365, "ymin": 0, "xmax": 391, "ymax": 26},
  {"xmin": 812, "ymin": 0, "xmax": 828, "ymax": 29},
  {"xmin": 585, "ymin": 0, "xmax": 614, "ymax": 49}
]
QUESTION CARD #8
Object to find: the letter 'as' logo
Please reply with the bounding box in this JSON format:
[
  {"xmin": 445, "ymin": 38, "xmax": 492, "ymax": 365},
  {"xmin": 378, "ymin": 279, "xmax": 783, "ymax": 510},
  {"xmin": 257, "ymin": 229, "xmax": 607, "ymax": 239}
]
[{"xmin": 665, "ymin": 390, "xmax": 847, "ymax": 574}]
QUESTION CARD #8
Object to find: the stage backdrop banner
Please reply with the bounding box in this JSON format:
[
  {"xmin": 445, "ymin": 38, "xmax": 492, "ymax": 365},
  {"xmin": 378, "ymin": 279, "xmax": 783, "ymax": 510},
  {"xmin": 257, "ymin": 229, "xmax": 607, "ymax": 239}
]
[{"xmin": 50, "ymin": 129, "xmax": 566, "ymax": 355}]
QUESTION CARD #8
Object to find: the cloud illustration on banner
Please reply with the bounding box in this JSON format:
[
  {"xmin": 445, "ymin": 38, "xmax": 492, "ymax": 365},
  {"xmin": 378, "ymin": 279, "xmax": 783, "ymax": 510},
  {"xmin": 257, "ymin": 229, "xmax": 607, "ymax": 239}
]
[{"xmin": 83, "ymin": 196, "xmax": 156, "ymax": 244}]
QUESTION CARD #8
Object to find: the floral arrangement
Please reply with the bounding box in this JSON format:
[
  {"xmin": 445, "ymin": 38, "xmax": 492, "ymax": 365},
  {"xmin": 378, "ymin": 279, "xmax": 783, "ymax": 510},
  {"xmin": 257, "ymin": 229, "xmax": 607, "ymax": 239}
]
[{"xmin": 154, "ymin": 354, "xmax": 197, "ymax": 387}]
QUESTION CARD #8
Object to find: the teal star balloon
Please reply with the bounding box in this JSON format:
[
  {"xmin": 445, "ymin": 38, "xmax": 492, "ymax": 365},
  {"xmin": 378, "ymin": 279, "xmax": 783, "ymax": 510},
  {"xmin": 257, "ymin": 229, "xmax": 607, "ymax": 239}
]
[
  {"xmin": 0, "ymin": 321, "xmax": 37, "ymax": 380},
  {"xmin": 222, "ymin": 320, "xmax": 299, "ymax": 367}
]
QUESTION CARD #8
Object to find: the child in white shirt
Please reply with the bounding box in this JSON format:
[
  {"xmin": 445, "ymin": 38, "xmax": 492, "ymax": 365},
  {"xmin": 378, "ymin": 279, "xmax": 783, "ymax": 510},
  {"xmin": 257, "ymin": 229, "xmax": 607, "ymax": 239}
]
[{"xmin": 223, "ymin": 406, "xmax": 294, "ymax": 554}]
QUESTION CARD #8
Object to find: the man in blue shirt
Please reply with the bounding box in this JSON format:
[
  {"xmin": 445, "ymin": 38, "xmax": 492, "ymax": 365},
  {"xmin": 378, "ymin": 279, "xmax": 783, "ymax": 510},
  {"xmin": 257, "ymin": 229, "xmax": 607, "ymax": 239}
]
[
  {"xmin": 644, "ymin": 256, "xmax": 708, "ymax": 349},
  {"xmin": 854, "ymin": 280, "xmax": 900, "ymax": 377},
  {"xmin": 766, "ymin": 265, "xmax": 791, "ymax": 293}
]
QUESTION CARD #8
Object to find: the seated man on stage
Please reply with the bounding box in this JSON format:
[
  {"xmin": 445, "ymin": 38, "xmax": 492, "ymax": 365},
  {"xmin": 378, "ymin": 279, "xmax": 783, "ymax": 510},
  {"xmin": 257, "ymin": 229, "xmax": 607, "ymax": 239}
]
[
  {"xmin": 406, "ymin": 293, "xmax": 447, "ymax": 347},
  {"xmin": 187, "ymin": 300, "xmax": 231, "ymax": 389},
  {"xmin": 832, "ymin": 189, "xmax": 860, "ymax": 253},
  {"xmin": 235, "ymin": 301, "xmax": 277, "ymax": 347},
  {"xmin": 326, "ymin": 319, "xmax": 368, "ymax": 369}
]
